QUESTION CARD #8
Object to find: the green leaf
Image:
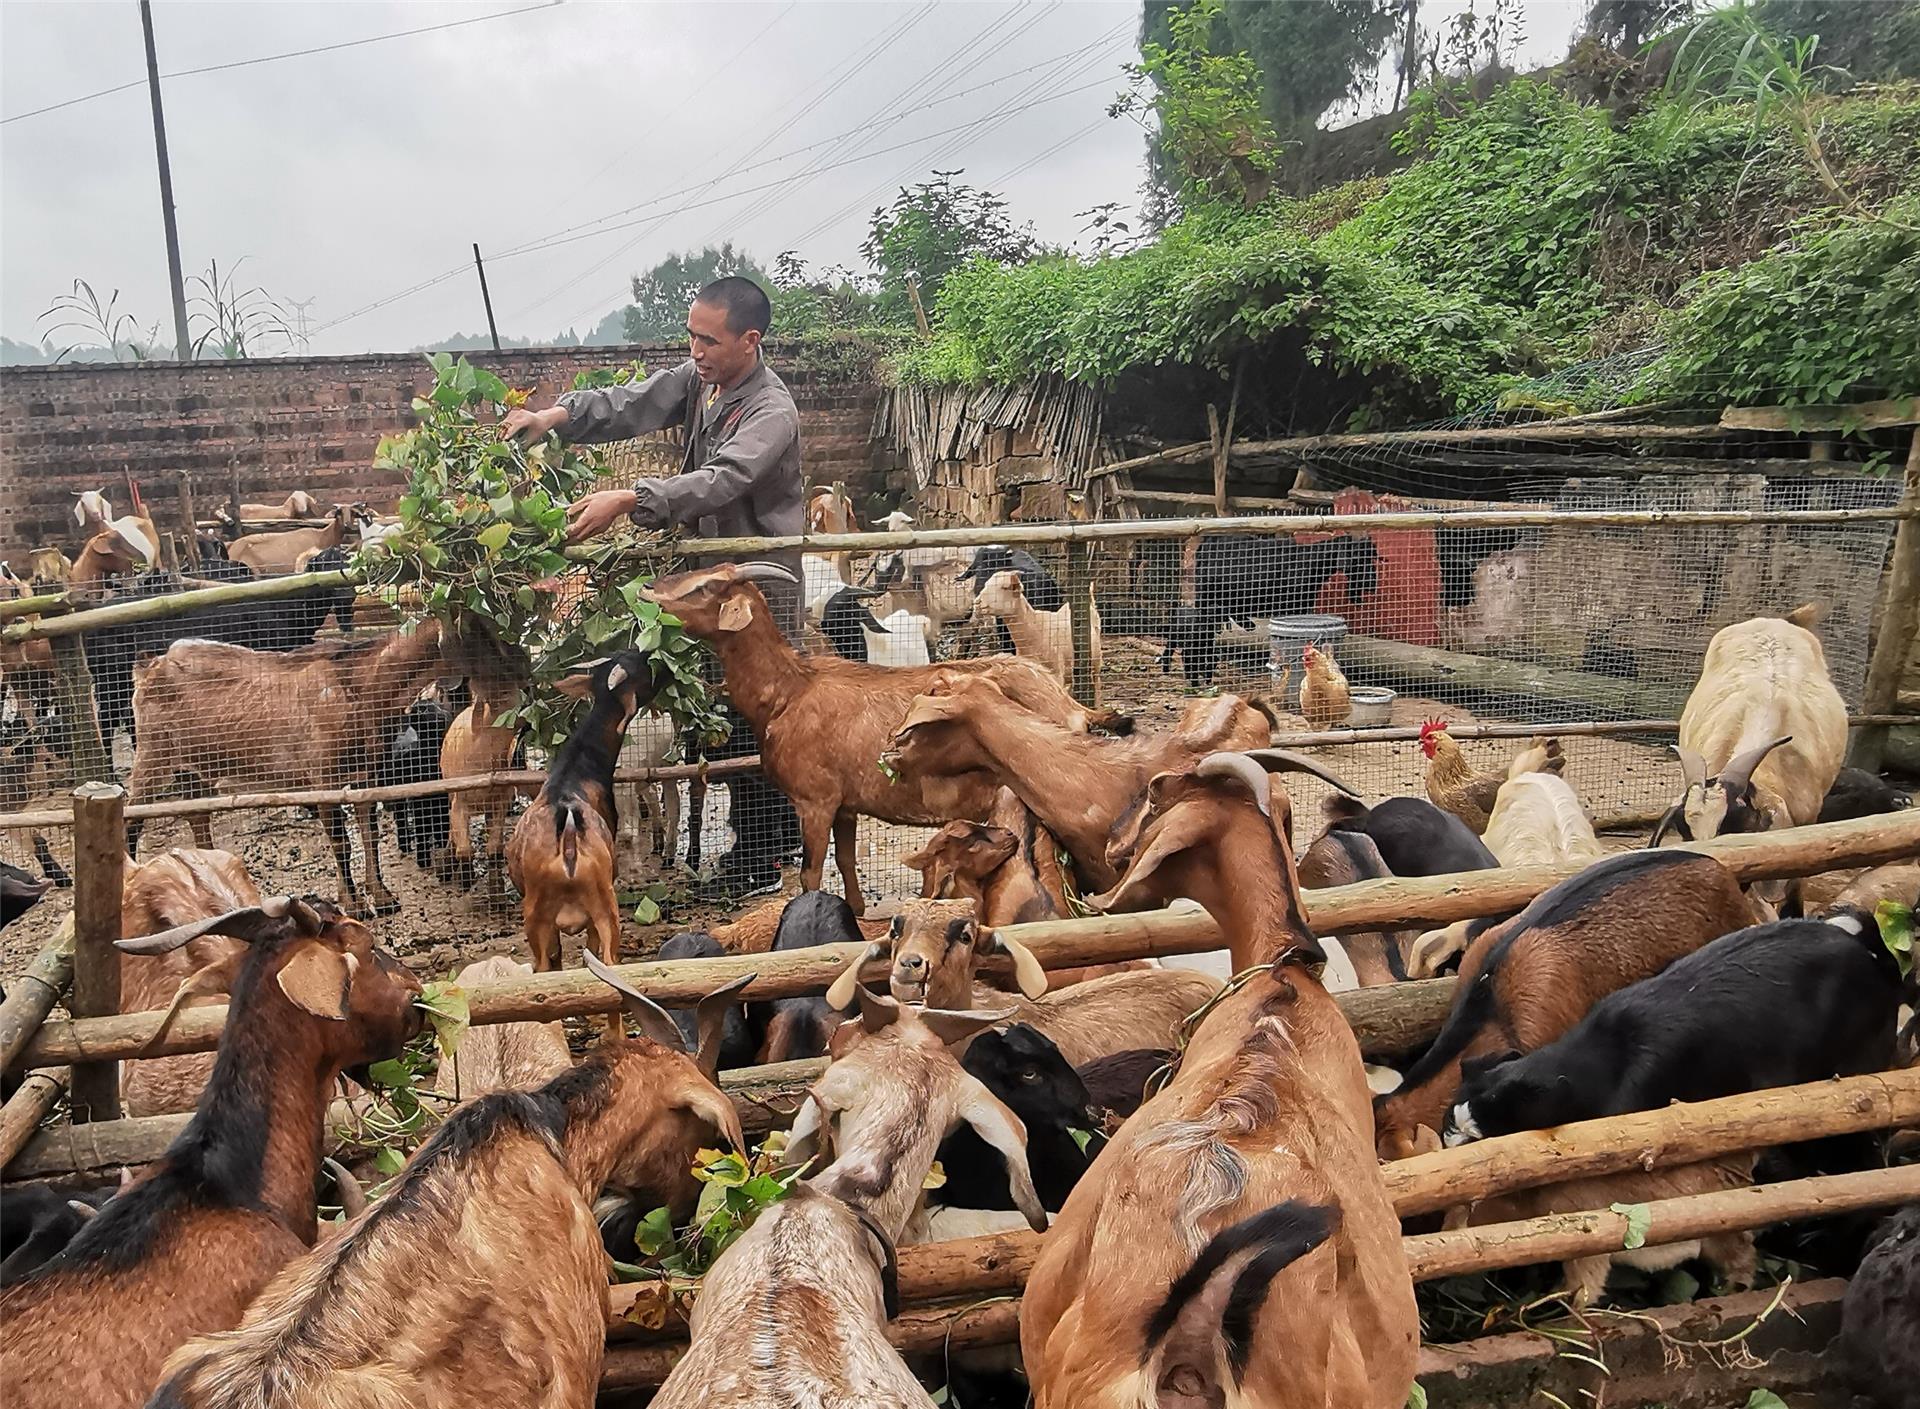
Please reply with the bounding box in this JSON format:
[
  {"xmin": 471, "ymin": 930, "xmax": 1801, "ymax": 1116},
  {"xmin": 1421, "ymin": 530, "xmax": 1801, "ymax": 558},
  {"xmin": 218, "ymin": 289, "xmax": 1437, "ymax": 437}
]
[
  {"xmin": 417, "ymin": 980, "xmax": 471, "ymax": 1058},
  {"xmin": 632, "ymin": 895, "xmax": 661, "ymax": 925},
  {"xmin": 1068, "ymin": 1127, "xmax": 1094, "ymax": 1153},
  {"xmin": 475, "ymin": 521, "xmax": 513, "ymax": 552},
  {"xmin": 633, "ymin": 1205, "xmax": 677, "ymax": 1256},
  {"xmin": 1611, "ymin": 1201, "xmax": 1651, "ymax": 1251},
  {"xmin": 374, "ymin": 1146, "xmax": 406, "ymax": 1176},
  {"xmin": 1745, "ymin": 1392, "xmax": 1787, "ymax": 1409},
  {"xmin": 1405, "ymin": 1384, "xmax": 1428, "ymax": 1409},
  {"xmin": 366, "ymin": 1059, "xmax": 410, "ymax": 1088},
  {"xmin": 1877, "ymin": 900, "xmax": 1914, "ymax": 978}
]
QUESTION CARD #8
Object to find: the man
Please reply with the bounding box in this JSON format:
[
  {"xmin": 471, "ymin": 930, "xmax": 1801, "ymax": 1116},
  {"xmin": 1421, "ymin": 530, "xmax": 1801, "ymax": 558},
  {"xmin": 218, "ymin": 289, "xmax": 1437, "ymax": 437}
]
[
  {"xmin": 502, "ymin": 274, "xmax": 804, "ymax": 898},
  {"xmin": 500, "ymin": 274, "xmax": 805, "ymax": 631}
]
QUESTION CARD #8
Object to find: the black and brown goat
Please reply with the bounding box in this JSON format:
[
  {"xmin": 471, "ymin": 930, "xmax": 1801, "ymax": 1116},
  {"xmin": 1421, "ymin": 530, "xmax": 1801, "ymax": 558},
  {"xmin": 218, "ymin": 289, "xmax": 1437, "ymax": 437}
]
[
  {"xmin": 0, "ymin": 897, "xmax": 422, "ymax": 1409},
  {"xmin": 1373, "ymin": 849, "xmax": 1767, "ymax": 1159},
  {"xmin": 506, "ymin": 651, "xmax": 665, "ymax": 977},
  {"xmin": 149, "ymin": 957, "xmax": 747, "ymax": 1409}
]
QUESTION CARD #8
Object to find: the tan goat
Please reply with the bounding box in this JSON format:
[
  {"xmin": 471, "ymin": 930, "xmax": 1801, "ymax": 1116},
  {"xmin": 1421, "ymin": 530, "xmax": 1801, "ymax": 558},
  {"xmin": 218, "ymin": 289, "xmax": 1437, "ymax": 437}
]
[
  {"xmin": 430, "ymin": 955, "xmax": 572, "ymax": 1100},
  {"xmin": 124, "ymin": 620, "xmax": 446, "ymax": 917},
  {"xmin": 151, "ymin": 958, "xmax": 747, "ymax": 1409},
  {"xmin": 824, "ymin": 896, "xmax": 1220, "ymax": 1067},
  {"xmin": 904, "ymin": 785, "xmax": 1072, "ymax": 927},
  {"xmin": 439, "ymin": 694, "xmax": 525, "ymax": 891},
  {"xmin": 1022, "ymin": 751, "xmax": 1417, "ymax": 1409},
  {"xmin": 973, "ymin": 568, "xmax": 1102, "ymax": 683},
  {"xmin": 224, "ymin": 504, "xmax": 365, "ymax": 576}
]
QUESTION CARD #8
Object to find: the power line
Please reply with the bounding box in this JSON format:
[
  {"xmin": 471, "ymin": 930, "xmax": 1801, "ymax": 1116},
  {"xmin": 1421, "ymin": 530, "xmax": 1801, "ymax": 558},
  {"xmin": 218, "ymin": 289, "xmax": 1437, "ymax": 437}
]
[{"xmin": 2, "ymin": 2, "xmax": 562, "ymax": 125}]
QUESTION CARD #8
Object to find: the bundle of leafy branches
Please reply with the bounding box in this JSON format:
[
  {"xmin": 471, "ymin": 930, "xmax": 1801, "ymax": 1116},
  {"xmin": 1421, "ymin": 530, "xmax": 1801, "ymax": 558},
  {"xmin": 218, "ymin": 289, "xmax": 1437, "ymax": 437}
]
[{"xmin": 358, "ymin": 353, "xmax": 723, "ymax": 748}]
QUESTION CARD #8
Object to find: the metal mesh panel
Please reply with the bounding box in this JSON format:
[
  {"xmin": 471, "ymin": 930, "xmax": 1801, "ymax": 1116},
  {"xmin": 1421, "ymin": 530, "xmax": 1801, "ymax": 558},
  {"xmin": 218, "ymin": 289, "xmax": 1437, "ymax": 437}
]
[{"xmin": 0, "ymin": 472, "xmax": 1903, "ymax": 981}]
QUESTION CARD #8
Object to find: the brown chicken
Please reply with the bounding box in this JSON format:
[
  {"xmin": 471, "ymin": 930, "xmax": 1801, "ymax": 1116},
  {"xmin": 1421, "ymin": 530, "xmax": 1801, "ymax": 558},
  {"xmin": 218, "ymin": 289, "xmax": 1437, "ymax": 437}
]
[
  {"xmin": 1420, "ymin": 720, "xmax": 1563, "ymax": 834},
  {"xmin": 1298, "ymin": 642, "xmax": 1352, "ymax": 728}
]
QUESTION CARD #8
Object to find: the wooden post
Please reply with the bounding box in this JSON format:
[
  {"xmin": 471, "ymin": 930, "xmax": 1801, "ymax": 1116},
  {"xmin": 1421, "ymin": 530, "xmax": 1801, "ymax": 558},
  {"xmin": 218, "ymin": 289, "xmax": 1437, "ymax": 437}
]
[
  {"xmin": 49, "ymin": 636, "xmax": 111, "ymax": 784},
  {"xmin": 68, "ymin": 782, "xmax": 125, "ymax": 1124},
  {"xmin": 904, "ymin": 274, "xmax": 931, "ymax": 338},
  {"xmin": 0, "ymin": 1071, "xmax": 67, "ymax": 1168},
  {"xmin": 1211, "ymin": 359, "xmax": 1244, "ymax": 517},
  {"xmin": 1065, "ymin": 538, "xmax": 1098, "ymax": 706},
  {"xmin": 0, "ymin": 916, "xmax": 75, "ymax": 1070},
  {"xmin": 177, "ymin": 469, "xmax": 199, "ymax": 569},
  {"xmin": 1849, "ymin": 427, "xmax": 1920, "ymax": 771}
]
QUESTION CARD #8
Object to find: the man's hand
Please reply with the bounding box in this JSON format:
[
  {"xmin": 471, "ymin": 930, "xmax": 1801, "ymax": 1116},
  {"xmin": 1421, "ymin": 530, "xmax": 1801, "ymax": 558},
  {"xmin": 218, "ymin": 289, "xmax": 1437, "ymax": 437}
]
[
  {"xmin": 565, "ymin": 489, "xmax": 640, "ymax": 545},
  {"xmin": 501, "ymin": 405, "xmax": 570, "ymax": 443}
]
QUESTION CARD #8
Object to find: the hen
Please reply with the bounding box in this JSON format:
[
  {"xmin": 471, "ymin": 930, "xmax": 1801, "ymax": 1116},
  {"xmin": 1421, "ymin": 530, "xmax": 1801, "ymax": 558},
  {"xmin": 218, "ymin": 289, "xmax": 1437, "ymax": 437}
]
[
  {"xmin": 1299, "ymin": 642, "xmax": 1352, "ymax": 728},
  {"xmin": 1420, "ymin": 719, "xmax": 1563, "ymax": 835}
]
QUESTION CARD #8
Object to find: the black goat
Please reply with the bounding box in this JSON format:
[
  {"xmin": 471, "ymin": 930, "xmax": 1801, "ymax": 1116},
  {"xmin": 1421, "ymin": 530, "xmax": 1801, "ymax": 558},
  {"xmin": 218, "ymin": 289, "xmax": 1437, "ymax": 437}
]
[
  {"xmin": 757, "ymin": 890, "xmax": 860, "ymax": 1063},
  {"xmin": 0, "ymin": 1182, "xmax": 116, "ymax": 1287},
  {"xmin": 1077, "ymin": 1047, "xmax": 1169, "ymax": 1120},
  {"xmin": 1161, "ymin": 533, "xmax": 1380, "ymax": 686},
  {"xmin": 1819, "ymin": 767, "xmax": 1912, "ymax": 824},
  {"xmin": 0, "ymin": 861, "xmax": 53, "ymax": 929},
  {"xmin": 817, "ymin": 586, "xmax": 889, "ymax": 664},
  {"xmin": 1834, "ymin": 1203, "xmax": 1920, "ymax": 1409},
  {"xmin": 1446, "ymin": 909, "xmax": 1904, "ymax": 1146},
  {"xmin": 934, "ymin": 1024, "xmax": 1098, "ymax": 1213},
  {"xmin": 1321, "ymin": 794, "xmax": 1498, "ymax": 877},
  {"xmin": 655, "ymin": 930, "xmax": 758, "ymax": 1070},
  {"xmin": 378, "ymin": 694, "xmax": 456, "ymax": 869}
]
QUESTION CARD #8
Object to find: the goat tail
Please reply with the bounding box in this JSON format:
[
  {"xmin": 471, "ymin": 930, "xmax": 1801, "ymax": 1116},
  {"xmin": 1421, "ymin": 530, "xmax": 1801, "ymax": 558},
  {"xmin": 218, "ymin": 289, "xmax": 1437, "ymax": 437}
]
[
  {"xmin": 1320, "ymin": 793, "xmax": 1371, "ymax": 829},
  {"xmin": 556, "ymin": 803, "xmax": 582, "ymax": 876},
  {"xmin": 1142, "ymin": 1200, "xmax": 1341, "ymax": 1396}
]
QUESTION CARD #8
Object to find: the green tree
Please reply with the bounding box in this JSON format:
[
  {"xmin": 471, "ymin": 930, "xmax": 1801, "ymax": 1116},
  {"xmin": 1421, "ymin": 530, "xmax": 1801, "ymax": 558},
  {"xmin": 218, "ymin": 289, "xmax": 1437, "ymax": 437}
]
[
  {"xmin": 623, "ymin": 244, "xmax": 768, "ymax": 342},
  {"xmin": 1586, "ymin": 0, "xmax": 1698, "ymax": 52},
  {"xmin": 1748, "ymin": 0, "xmax": 1920, "ymax": 82},
  {"xmin": 860, "ymin": 171, "xmax": 1037, "ymax": 321}
]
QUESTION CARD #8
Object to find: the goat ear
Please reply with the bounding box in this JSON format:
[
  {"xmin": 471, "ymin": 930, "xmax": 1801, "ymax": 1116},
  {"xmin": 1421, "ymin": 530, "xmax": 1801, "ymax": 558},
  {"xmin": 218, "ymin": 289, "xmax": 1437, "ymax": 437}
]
[
  {"xmin": 786, "ymin": 1093, "xmax": 826, "ymax": 1167},
  {"xmin": 987, "ymin": 929, "xmax": 1049, "ymax": 999},
  {"xmin": 916, "ymin": 1006, "xmax": 1014, "ymax": 1046},
  {"xmin": 581, "ymin": 950, "xmax": 687, "ymax": 1052},
  {"xmin": 825, "ymin": 941, "xmax": 887, "ymax": 1011},
  {"xmin": 116, "ymin": 895, "xmax": 299, "ymax": 954},
  {"xmin": 1406, "ymin": 921, "xmax": 1468, "ymax": 980},
  {"xmin": 1671, "ymin": 745, "xmax": 1708, "ymax": 793},
  {"xmin": 677, "ymin": 1082, "xmax": 746, "ymax": 1159},
  {"xmin": 716, "ymin": 596, "xmax": 755, "ymax": 633},
  {"xmin": 693, "ymin": 973, "xmax": 756, "ymax": 1080},
  {"xmin": 1085, "ymin": 807, "xmax": 1213, "ymax": 915},
  {"xmin": 275, "ymin": 943, "xmax": 357, "ymax": 1021},
  {"xmin": 854, "ymin": 985, "xmax": 901, "ymax": 1033},
  {"xmin": 957, "ymin": 1075, "xmax": 1048, "ymax": 1232},
  {"xmin": 552, "ymin": 670, "xmax": 598, "ymax": 701},
  {"xmin": 1407, "ymin": 1124, "xmax": 1443, "ymax": 1156}
]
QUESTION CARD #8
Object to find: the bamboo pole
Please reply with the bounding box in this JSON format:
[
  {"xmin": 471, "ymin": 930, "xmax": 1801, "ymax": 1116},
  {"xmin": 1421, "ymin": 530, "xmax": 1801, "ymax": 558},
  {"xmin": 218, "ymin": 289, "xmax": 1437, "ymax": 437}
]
[
  {"xmin": 67, "ymin": 784, "xmax": 125, "ymax": 1124},
  {"xmin": 0, "ymin": 757, "xmax": 762, "ymax": 832},
  {"xmin": 0, "ymin": 917, "xmax": 75, "ymax": 1070},
  {"xmin": 1065, "ymin": 539, "xmax": 1097, "ymax": 706},
  {"xmin": 0, "ymin": 1071, "xmax": 68, "ymax": 1168},
  {"xmin": 0, "ymin": 591, "xmax": 72, "ymax": 622},
  {"xmin": 1382, "ymin": 1066, "xmax": 1920, "ymax": 1217},
  {"xmin": 16, "ymin": 809, "xmax": 1920, "ymax": 1070},
  {"xmin": 48, "ymin": 636, "xmax": 111, "ymax": 784},
  {"xmin": 1402, "ymin": 1164, "xmax": 1920, "ymax": 1281},
  {"xmin": 1, "ymin": 569, "xmax": 350, "ymax": 643},
  {"xmin": 1849, "ymin": 427, "xmax": 1920, "ymax": 772}
]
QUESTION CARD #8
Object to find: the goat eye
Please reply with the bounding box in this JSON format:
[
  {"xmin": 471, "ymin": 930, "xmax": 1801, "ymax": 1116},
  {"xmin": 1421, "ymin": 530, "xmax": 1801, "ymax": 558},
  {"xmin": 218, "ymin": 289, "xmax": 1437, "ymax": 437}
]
[{"xmin": 1019, "ymin": 1069, "xmax": 1041, "ymax": 1083}]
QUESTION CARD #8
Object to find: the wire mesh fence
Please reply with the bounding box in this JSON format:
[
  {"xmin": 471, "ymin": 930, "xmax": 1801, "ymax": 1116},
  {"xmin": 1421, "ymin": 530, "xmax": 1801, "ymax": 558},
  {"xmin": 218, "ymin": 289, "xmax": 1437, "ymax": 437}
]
[{"xmin": 2, "ymin": 464, "xmax": 1907, "ymax": 981}]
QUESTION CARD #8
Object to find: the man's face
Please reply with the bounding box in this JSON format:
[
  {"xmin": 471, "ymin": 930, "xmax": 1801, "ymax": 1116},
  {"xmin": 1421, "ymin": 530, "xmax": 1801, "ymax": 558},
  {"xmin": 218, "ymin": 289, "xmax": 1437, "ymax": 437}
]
[{"xmin": 686, "ymin": 298, "xmax": 761, "ymax": 388}]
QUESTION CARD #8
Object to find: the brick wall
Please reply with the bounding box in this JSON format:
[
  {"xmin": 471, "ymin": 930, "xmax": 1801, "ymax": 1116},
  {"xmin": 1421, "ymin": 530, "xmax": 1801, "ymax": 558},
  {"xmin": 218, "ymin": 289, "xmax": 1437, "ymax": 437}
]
[{"xmin": 0, "ymin": 343, "xmax": 887, "ymax": 564}]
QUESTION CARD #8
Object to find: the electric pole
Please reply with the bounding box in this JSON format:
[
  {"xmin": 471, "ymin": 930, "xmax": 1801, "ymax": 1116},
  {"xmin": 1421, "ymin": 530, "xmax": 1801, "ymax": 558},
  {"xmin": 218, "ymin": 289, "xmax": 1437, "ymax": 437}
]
[
  {"xmin": 141, "ymin": 0, "xmax": 192, "ymax": 361},
  {"xmin": 472, "ymin": 244, "xmax": 502, "ymax": 352}
]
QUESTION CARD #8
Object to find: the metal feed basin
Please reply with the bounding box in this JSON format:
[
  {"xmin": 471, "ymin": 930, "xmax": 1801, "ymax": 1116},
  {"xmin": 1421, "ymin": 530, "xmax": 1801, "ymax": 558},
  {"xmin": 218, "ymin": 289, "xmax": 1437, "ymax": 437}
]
[{"xmin": 1268, "ymin": 614, "xmax": 1349, "ymax": 676}]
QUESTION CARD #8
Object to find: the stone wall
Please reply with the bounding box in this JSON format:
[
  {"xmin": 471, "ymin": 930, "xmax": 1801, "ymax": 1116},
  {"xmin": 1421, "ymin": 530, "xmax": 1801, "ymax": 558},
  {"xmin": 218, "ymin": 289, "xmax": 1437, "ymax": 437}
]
[{"xmin": 0, "ymin": 343, "xmax": 886, "ymax": 564}]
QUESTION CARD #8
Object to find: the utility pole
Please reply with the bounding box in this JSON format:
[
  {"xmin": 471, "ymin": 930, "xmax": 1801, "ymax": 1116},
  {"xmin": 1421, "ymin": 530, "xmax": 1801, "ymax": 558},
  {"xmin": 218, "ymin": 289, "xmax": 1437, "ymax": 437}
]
[
  {"xmin": 472, "ymin": 244, "xmax": 502, "ymax": 352},
  {"xmin": 140, "ymin": 0, "xmax": 192, "ymax": 361}
]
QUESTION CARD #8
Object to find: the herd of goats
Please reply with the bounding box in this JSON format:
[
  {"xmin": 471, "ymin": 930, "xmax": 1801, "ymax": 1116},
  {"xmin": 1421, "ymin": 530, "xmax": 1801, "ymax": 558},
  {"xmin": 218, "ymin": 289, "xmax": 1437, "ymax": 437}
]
[{"xmin": 0, "ymin": 484, "xmax": 1918, "ymax": 1408}]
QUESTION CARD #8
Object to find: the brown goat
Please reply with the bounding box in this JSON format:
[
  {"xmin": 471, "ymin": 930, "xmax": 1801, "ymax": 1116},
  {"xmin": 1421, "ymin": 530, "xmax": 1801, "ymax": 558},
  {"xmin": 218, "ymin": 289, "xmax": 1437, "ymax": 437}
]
[
  {"xmin": 0, "ymin": 896, "xmax": 422, "ymax": 1409},
  {"xmin": 1023, "ymin": 751, "xmax": 1416, "ymax": 1409},
  {"xmin": 124, "ymin": 620, "xmax": 446, "ymax": 917},
  {"xmin": 506, "ymin": 652, "xmax": 664, "ymax": 983},
  {"xmin": 824, "ymin": 896, "xmax": 1221, "ymax": 1067},
  {"xmin": 117, "ymin": 847, "xmax": 261, "ymax": 1117},
  {"xmin": 712, "ymin": 893, "xmax": 891, "ymax": 953},
  {"xmin": 1372, "ymin": 849, "xmax": 1767, "ymax": 1159},
  {"xmin": 224, "ymin": 504, "xmax": 363, "ymax": 576},
  {"xmin": 640, "ymin": 562, "xmax": 1099, "ymax": 913},
  {"xmin": 430, "ymin": 955, "xmax": 572, "ymax": 1100},
  {"xmin": 904, "ymin": 785, "xmax": 1072, "ymax": 926},
  {"xmin": 886, "ymin": 677, "xmax": 1335, "ymax": 891},
  {"xmin": 150, "ymin": 958, "xmax": 747, "ymax": 1409},
  {"xmin": 439, "ymin": 695, "xmax": 525, "ymax": 891}
]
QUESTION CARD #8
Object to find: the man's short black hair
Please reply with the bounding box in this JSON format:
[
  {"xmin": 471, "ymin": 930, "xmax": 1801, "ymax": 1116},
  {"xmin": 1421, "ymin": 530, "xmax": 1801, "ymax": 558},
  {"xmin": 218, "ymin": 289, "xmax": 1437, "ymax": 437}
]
[{"xmin": 695, "ymin": 276, "xmax": 772, "ymax": 336}]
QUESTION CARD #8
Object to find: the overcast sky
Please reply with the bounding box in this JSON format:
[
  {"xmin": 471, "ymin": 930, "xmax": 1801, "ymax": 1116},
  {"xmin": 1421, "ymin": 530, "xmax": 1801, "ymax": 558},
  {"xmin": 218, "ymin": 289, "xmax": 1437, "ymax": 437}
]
[{"xmin": 2, "ymin": 1, "xmax": 1585, "ymax": 357}]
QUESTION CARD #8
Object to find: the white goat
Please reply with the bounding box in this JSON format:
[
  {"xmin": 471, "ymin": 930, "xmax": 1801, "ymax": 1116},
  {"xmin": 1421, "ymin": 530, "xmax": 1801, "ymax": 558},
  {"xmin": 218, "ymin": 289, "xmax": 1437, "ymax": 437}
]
[
  {"xmin": 867, "ymin": 608, "xmax": 932, "ymax": 667},
  {"xmin": 1658, "ymin": 604, "xmax": 1847, "ymax": 841},
  {"xmin": 73, "ymin": 490, "xmax": 156, "ymax": 566},
  {"xmin": 803, "ymin": 553, "xmax": 850, "ymax": 624},
  {"xmin": 973, "ymin": 569, "xmax": 1101, "ymax": 683},
  {"xmin": 618, "ymin": 711, "xmax": 683, "ymax": 868}
]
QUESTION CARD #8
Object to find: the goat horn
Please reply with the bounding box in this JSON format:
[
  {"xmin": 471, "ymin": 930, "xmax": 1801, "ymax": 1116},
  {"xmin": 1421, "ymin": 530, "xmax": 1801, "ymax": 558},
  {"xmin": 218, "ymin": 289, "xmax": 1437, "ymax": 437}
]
[
  {"xmin": 1671, "ymin": 745, "xmax": 1708, "ymax": 792},
  {"xmin": 987, "ymin": 929, "xmax": 1049, "ymax": 999},
  {"xmin": 1241, "ymin": 748, "xmax": 1363, "ymax": 798},
  {"xmin": 115, "ymin": 896, "xmax": 297, "ymax": 955},
  {"xmin": 693, "ymin": 973, "xmax": 756, "ymax": 1080},
  {"xmin": 322, "ymin": 1156, "xmax": 369, "ymax": 1219},
  {"xmin": 1195, "ymin": 752, "xmax": 1276, "ymax": 816},
  {"xmin": 581, "ymin": 950, "xmax": 687, "ymax": 1054},
  {"xmin": 825, "ymin": 941, "xmax": 888, "ymax": 1011},
  {"xmin": 1717, "ymin": 736, "xmax": 1792, "ymax": 795},
  {"xmin": 733, "ymin": 562, "xmax": 799, "ymax": 586}
]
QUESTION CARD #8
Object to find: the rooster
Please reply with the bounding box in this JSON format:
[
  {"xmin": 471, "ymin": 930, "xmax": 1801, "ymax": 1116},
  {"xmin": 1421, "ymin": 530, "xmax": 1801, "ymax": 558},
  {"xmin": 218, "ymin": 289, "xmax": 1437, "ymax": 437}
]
[
  {"xmin": 1299, "ymin": 642, "xmax": 1352, "ymax": 729},
  {"xmin": 1420, "ymin": 719, "xmax": 1564, "ymax": 835}
]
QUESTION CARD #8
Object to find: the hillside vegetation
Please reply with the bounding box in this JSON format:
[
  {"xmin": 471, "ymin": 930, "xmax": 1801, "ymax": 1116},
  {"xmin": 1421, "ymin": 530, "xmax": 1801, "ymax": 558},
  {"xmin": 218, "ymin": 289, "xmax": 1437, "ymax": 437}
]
[{"xmin": 898, "ymin": 77, "xmax": 1919, "ymax": 421}]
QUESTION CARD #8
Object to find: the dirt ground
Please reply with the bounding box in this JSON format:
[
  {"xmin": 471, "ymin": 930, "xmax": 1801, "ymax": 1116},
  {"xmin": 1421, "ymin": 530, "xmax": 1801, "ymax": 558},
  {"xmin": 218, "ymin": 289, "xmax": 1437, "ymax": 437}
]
[{"xmin": 0, "ymin": 631, "xmax": 1778, "ymax": 985}]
